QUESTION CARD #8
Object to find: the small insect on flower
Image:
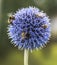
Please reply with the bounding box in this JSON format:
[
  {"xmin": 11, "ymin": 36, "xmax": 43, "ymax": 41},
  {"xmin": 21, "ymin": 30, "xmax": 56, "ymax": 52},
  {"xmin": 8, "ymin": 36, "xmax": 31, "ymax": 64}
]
[
  {"xmin": 35, "ymin": 12, "xmax": 46, "ymax": 18},
  {"xmin": 8, "ymin": 13, "xmax": 15, "ymax": 24},
  {"xmin": 21, "ymin": 32, "xmax": 30, "ymax": 39},
  {"xmin": 7, "ymin": 7, "xmax": 51, "ymax": 50},
  {"xmin": 21, "ymin": 32, "xmax": 26, "ymax": 39},
  {"xmin": 42, "ymin": 24, "xmax": 48, "ymax": 29}
]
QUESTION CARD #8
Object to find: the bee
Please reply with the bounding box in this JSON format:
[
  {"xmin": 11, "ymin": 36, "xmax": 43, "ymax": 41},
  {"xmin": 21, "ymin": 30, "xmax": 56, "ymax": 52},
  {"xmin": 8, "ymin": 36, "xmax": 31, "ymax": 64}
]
[
  {"xmin": 8, "ymin": 13, "xmax": 15, "ymax": 24},
  {"xmin": 42, "ymin": 24, "xmax": 48, "ymax": 29},
  {"xmin": 21, "ymin": 32, "xmax": 30, "ymax": 39},
  {"xmin": 35, "ymin": 12, "xmax": 45, "ymax": 18},
  {"xmin": 21, "ymin": 32, "xmax": 26, "ymax": 39}
]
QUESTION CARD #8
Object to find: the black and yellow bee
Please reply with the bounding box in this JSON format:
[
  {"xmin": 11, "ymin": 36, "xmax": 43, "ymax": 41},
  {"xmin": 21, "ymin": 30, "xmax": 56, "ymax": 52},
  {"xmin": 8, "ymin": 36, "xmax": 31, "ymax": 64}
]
[
  {"xmin": 35, "ymin": 12, "xmax": 46, "ymax": 18},
  {"xmin": 42, "ymin": 24, "xmax": 48, "ymax": 29},
  {"xmin": 8, "ymin": 13, "xmax": 15, "ymax": 24},
  {"xmin": 21, "ymin": 32, "xmax": 30, "ymax": 39}
]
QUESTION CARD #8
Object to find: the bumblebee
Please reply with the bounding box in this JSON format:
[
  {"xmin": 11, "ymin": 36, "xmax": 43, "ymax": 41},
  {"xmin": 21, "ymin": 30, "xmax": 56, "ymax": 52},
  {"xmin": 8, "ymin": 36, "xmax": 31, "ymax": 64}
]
[
  {"xmin": 21, "ymin": 32, "xmax": 30, "ymax": 39},
  {"xmin": 21, "ymin": 32, "xmax": 26, "ymax": 39},
  {"xmin": 8, "ymin": 13, "xmax": 15, "ymax": 24},
  {"xmin": 42, "ymin": 24, "xmax": 48, "ymax": 29},
  {"xmin": 35, "ymin": 12, "xmax": 45, "ymax": 18}
]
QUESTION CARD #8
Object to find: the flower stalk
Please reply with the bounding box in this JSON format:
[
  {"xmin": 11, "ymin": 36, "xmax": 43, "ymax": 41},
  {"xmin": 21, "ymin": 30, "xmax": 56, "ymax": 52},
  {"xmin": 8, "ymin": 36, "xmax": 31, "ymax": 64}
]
[{"xmin": 24, "ymin": 49, "xmax": 29, "ymax": 65}]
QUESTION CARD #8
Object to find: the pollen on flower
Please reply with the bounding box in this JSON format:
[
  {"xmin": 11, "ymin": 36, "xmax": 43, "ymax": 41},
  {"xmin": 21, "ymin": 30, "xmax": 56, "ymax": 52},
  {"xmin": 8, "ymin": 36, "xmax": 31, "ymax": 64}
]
[{"xmin": 7, "ymin": 6, "xmax": 51, "ymax": 50}]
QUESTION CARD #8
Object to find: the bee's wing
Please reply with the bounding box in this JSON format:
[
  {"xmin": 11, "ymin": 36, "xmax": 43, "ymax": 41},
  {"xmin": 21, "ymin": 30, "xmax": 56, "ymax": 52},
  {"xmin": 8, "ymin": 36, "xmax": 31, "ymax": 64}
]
[{"xmin": 7, "ymin": 13, "xmax": 13, "ymax": 17}]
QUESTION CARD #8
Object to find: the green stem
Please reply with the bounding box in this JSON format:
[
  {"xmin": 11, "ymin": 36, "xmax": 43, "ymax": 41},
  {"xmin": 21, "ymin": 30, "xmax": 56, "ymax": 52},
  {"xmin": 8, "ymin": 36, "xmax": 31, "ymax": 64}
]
[{"xmin": 24, "ymin": 49, "xmax": 29, "ymax": 65}]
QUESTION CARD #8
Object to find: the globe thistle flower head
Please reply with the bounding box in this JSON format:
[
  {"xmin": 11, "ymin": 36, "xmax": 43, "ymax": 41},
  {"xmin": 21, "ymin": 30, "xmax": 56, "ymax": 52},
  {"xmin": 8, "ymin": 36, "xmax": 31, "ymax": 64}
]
[{"xmin": 7, "ymin": 6, "xmax": 51, "ymax": 50}]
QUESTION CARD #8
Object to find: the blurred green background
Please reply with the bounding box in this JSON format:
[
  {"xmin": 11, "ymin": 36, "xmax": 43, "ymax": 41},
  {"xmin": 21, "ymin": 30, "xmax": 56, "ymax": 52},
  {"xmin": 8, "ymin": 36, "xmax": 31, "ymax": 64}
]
[{"xmin": 0, "ymin": 0, "xmax": 57, "ymax": 65}]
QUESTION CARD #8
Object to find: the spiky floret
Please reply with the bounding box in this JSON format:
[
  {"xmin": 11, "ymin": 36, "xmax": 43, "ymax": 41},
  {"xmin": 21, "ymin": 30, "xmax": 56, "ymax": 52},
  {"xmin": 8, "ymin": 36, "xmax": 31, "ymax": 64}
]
[{"xmin": 7, "ymin": 6, "xmax": 51, "ymax": 50}]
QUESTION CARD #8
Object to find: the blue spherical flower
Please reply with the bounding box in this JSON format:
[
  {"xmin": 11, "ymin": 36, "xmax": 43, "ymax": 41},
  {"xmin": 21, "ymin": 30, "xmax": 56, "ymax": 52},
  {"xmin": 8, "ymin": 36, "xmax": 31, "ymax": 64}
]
[{"xmin": 7, "ymin": 6, "xmax": 51, "ymax": 50}]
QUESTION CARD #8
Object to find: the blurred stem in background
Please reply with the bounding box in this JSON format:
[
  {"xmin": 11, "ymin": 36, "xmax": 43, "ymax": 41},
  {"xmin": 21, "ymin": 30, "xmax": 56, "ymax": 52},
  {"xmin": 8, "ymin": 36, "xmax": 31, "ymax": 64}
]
[
  {"xmin": 0, "ymin": 0, "xmax": 2, "ymax": 45},
  {"xmin": 0, "ymin": 0, "xmax": 2, "ymax": 20}
]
